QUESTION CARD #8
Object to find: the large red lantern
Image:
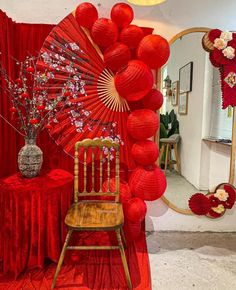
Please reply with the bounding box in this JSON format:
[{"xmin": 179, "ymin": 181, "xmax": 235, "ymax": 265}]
[
  {"xmin": 127, "ymin": 109, "xmax": 159, "ymax": 140},
  {"xmin": 129, "ymin": 165, "xmax": 167, "ymax": 201},
  {"xmin": 142, "ymin": 89, "xmax": 164, "ymax": 111},
  {"xmin": 111, "ymin": 3, "xmax": 134, "ymax": 28},
  {"xmin": 75, "ymin": 2, "xmax": 98, "ymax": 29},
  {"xmin": 114, "ymin": 60, "xmax": 154, "ymax": 101},
  {"xmin": 137, "ymin": 34, "xmax": 170, "ymax": 69},
  {"xmin": 124, "ymin": 197, "xmax": 147, "ymax": 222},
  {"xmin": 131, "ymin": 140, "xmax": 159, "ymax": 166},
  {"xmin": 91, "ymin": 18, "xmax": 118, "ymax": 48},
  {"xmin": 104, "ymin": 42, "xmax": 131, "ymax": 73},
  {"xmin": 120, "ymin": 25, "xmax": 144, "ymax": 49}
]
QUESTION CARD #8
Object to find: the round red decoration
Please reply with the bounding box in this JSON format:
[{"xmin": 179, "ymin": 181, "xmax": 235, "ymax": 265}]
[
  {"xmin": 104, "ymin": 42, "xmax": 131, "ymax": 73},
  {"xmin": 37, "ymin": 105, "xmax": 45, "ymax": 111},
  {"xmin": 127, "ymin": 109, "xmax": 159, "ymax": 140},
  {"xmin": 132, "ymin": 140, "xmax": 158, "ymax": 166},
  {"xmin": 137, "ymin": 35, "xmax": 170, "ymax": 69},
  {"xmin": 208, "ymin": 29, "xmax": 221, "ymax": 43},
  {"xmin": 188, "ymin": 193, "xmax": 211, "ymax": 215},
  {"xmin": 64, "ymin": 91, "xmax": 72, "ymax": 97},
  {"xmin": 21, "ymin": 92, "xmax": 29, "ymax": 99},
  {"xmin": 142, "ymin": 89, "xmax": 164, "ymax": 111},
  {"xmin": 208, "ymin": 195, "xmax": 220, "ymax": 207},
  {"xmin": 10, "ymin": 107, "xmax": 17, "ymax": 113},
  {"xmin": 75, "ymin": 2, "xmax": 98, "ymax": 29},
  {"xmin": 30, "ymin": 118, "xmax": 39, "ymax": 125},
  {"xmin": 114, "ymin": 60, "xmax": 154, "ymax": 101},
  {"xmin": 15, "ymin": 78, "xmax": 22, "ymax": 84},
  {"xmin": 102, "ymin": 178, "xmax": 132, "ymax": 204},
  {"xmin": 129, "ymin": 165, "xmax": 167, "ymax": 201},
  {"xmin": 124, "ymin": 197, "xmax": 147, "ymax": 222},
  {"xmin": 26, "ymin": 66, "xmax": 34, "ymax": 73},
  {"xmin": 120, "ymin": 25, "xmax": 144, "ymax": 49},
  {"xmin": 91, "ymin": 18, "xmax": 118, "ymax": 48},
  {"xmin": 45, "ymin": 124, "xmax": 52, "ymax": 129},
  {"xmin": 111, "ymin": 3, "xmax": 133, "ymax": 29}
]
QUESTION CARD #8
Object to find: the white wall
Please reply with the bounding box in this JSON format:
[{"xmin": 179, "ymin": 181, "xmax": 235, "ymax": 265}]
[{"xmin": 1, "ymin": 0, "xmax": 236, "ymax": 231}]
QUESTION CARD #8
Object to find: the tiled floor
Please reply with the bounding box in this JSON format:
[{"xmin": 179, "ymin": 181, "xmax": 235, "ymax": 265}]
[{"xmin": 147, "ymin": 231, "xmax": 236, "ymax": 290}]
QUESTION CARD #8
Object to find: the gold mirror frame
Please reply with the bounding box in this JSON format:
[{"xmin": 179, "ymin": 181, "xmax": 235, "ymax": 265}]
[{"xmin": 157, "ymin": 27, "xmax": 236, "ymax": 215}]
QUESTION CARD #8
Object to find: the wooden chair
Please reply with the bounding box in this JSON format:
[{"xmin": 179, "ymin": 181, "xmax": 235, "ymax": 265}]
[{"xmin": 51, "ymin": 138, "xmax": 132, "ymax": 289}]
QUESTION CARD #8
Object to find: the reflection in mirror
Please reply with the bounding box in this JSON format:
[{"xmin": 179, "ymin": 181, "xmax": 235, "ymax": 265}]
[{"xmin": 160, "ymin": 29, "xmax": 233, "ymax": 215}]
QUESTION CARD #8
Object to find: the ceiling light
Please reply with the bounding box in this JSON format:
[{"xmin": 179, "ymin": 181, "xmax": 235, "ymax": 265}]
[{"xmin": 127, "ymin": 0, "xmax": 166, "ymax": 6}]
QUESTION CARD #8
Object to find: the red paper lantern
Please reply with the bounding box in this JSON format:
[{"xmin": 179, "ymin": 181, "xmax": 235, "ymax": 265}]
[
  {"xmin": 129, "ymin": 165, "xmax": 167, "ymax": 201},
  {"xmin": 131, "ymin": 140, "xmax": 159, "ymax": 166},
  {"xmin": 142, "ymin": 89, "xmax": 164, "ymax": 111},
  {"xmin": 91, "ymin": 18, "xmax": 118, "ymax": 48},
  {"xmin": 111, "ymin": 3, "xmax": 133, "ymax": 28},
  {"xmin": 26, "ymin": 66, "xmax": 34, "ymax": 73},
  {"xmin": 114, "ymin": 60, "xmax": 154, "ymax": 101},
  {"xmin": 120, "ymin": 25, "xmax": 144, "ymax": 49},
  {"xmin": 124, "ymin": 197, "xmax": 147, "ymax": 222},
  {"xmin": 137, "ymin": 35, "xmax": 170, "ymax": 69},
  {"xmin": 75, "ymin": 2, "xmax": 98, "ymax": 29},
  {"xmin": 104, "ymin": 42, "xmax": 131, "ymax": 73},
  {"xmin": 30, "ymin": 118, "xmax": 39, "ymax": 125},
  {"xmin": 127, "ymin": 109, "xmax": 159, "ymax": 140},
  {"xmin": 102, "ymin": 178, "xmax": 132, "ymax": 203},
  {"xmin": 188, "ymin": 193, "xmax": 211, "ymax": 215}
]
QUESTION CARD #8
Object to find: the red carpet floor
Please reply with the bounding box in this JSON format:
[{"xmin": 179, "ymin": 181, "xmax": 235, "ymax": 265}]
[{"xmin": 0, "ymin": 231, "xmax": 151, "ymax": 290}]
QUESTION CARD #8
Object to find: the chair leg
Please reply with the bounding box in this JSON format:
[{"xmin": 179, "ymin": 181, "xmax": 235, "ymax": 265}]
[
  {"xmin": 159, "ymin": 143, "xmax": 165, "ymax": 166},
  {"xmin": 164, "ymin": 144, "xmax": 170, "ymax": 174},
  {"xmin": 173, "ymin": 143, "xmax": 181, "ymax": 174},
  {"xmin": 116, "ymin": 229, "xmax": 132, "ymax": 289},
  {"xmin": 51, "ymin": 229, "xmax": 73, "ymax": 289},
  {"xmin": 120, "ymin": 227, "xmax": 127, "ymax": 249}
]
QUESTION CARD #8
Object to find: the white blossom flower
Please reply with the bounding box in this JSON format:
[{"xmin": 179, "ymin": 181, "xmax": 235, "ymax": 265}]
[
  {"xmin": 222, "ymin": 46, "xmax": 235, "ymax": 59},
  {"xmin": 213, "ymin": 38, "xmax": 227, "ymax": 50},
  {"xmin": 69, "ymin": 43, "xmax": 80, "ymax": 51},
  {"xmin": 220, "ymin": 31, "xmax": 233, "ymax": 42},
  {"xmin": 214, "ymin": 189, "xmax": 229, "ymax": 201},
  {"xmin": 211, "ymin": 204, "xmax": 225, "ymax": 214}
]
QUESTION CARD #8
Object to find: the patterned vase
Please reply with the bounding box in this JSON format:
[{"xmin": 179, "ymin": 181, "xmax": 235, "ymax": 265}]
[{"xmin": 18, "ymin": 137, "xmax": 43, "ymax": 178}]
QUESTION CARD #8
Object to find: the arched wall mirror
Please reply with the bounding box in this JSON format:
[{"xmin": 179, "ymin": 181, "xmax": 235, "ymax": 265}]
[{"xmin": 159, "ymin": 28, "xmax": 236, "ymax": 215}]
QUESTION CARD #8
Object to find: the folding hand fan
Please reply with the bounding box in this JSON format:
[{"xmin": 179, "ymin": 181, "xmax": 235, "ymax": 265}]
[{"xmin": 37, "ymin": 13, "xmax": 134, "ymax": 168}]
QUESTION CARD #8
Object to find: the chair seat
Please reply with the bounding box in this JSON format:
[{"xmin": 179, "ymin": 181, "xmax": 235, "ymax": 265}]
[{"xmin": 65, "ymin": 202, "xmax": 124, "ymax": 230}]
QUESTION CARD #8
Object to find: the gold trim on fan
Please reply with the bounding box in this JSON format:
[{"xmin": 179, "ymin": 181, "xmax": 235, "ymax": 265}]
[{"xmin": 97, "ymin": 69, "xmax": 130, "ymax": 112}]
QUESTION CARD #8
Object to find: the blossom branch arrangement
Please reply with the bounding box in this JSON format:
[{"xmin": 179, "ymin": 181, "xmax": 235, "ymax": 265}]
[
  {"xmin": 0, "ymin": 54, "xmax": 79, "ymax": 139},
  {"xmin": 188, "ymin": 183, "xmax": 236, "ymax": 218}
]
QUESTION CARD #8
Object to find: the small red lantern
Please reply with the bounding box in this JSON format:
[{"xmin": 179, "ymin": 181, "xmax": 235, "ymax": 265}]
[
  {"xmin": 131, "ymin": 140, "xmax": 159, "ymax": 166},
  {"xmin": 21, "ymin": 92, "xmax": 29, "ymax": 99},
  {"xmin": 75, "ymin": 2, "xmax": 98, "ymax": 29},
  {"xmin": 127, "ymin": 109, "xmax": 159, "ymax": 140},
  {"xmin": 114, "ymin": 60, "xmax": 154, "ymax": 101},
  {"xmin": 30, "ymin": 118, "xmax": 39, "ymax": 125},
  {"xmin": 10, "ymin": 107, "xmax": 17, "ymax": 113},
  {"xmin": 26, "ymin": 66, "xmax": 34, "ymax": 73},
  {"xmin": 111, "ymin": 3, "xmax": 133, "ymax": 28},
  {"xmin": 104, "ymin": 42, "xmax": 131, "ymax": 73},
  {"xmin": 45, "ymin": 123, "xmax": 52, "ymax": 129},
  {"xmin": 137, "ymin": 34, "xmax": 170, "ymax": 69},
  {"xmin": 120, "ymin": 25, "xmax": 144, "ymax": 49},
  {"xmin": 37, "ymin": 105, "xmax": 45, "ymax": 111},
  {"xmin": 129, "ymin": 165, "xmax": 167, "ymax": 201},
  {"xmin": 15, "ymin": 78, "xmax": 22, "ymax": 85},
  {"xmin": 64, "ymin": 91, "xmax": 72, "ymax": 97},
  {"xmin": 91, "ymin": 18, "xmax": 118, "ymax": 48},
  {"xmin": 123, "ymin": 197, "xmax": 147, "ymax": 222},
  {"xmin": 142, "ymin": 89, "xmax": 164, "ymax": 111},
  {"xmin": 188, "ymin": 193, "xmax": 211, "ymax": 215}
]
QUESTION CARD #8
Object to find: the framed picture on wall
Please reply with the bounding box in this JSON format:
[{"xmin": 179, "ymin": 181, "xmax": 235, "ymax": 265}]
[
  {"xmin": 171, "ymin": 81, "xmax": 179, "ymax": 106},
  {"xmin": 178, "ymin": 92, "xmax": 188, "ymax": 115},
  {"xmin": 179, "ymin": 61, "xmax": 193, "ymax": 93}
]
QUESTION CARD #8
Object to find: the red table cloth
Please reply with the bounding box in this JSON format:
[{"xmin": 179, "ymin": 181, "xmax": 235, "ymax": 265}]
[
  {"xmin": 0, "ymin": 169, "xmax": 74, "ymax": 277},
  {"xmin": 0, "ymin": 169, "xmax": 151, "ymax": 289}
]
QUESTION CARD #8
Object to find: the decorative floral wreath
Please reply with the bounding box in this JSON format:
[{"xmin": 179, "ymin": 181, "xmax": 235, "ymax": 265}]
[{"xmin": 188, "ymin": 183, "xmax": 236, "ymax": 218}]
